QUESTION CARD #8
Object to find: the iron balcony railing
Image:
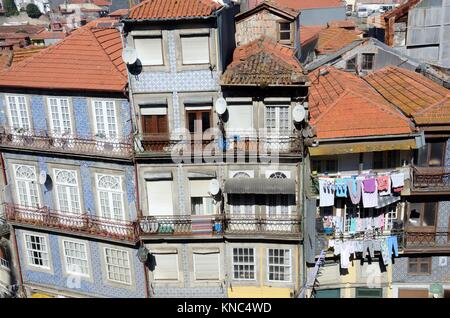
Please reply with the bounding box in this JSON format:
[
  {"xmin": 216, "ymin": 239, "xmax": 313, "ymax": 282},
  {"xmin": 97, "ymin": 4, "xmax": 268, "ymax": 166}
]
[
  {"xmin": 137, "ymin": 214, "xmax": 223, "ymax": 237},
  {"xmin": 138, "ymin": 133, "xmax": 302, "ymax": 154},
  {"xmin": 4, "ymin": 203, "xmax": 138, "ymax": 242},
  {"xmin": 0, "ymin": 127, "xmax": 133, "ymax": 159},
  {"xmin": 412, "ymin": 165, "xmax": 450, "ymax": 192},
  {"xmin": 224, "ymin": 214, "xmax": 301, "ymax": 236},
  {"xmin": 400, "ymin": 229, "xmax": 450, "ymax": 251}
]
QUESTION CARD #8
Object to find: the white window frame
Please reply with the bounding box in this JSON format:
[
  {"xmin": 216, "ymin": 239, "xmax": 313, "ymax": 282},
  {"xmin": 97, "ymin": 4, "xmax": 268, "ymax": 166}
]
[
  {"xmin": 103, "ymin": 247, "xmax": 132, "ymax": 285},
  {"xmin": 266, "ymin": 171, "xmax": 291, "ymax": 216},
  {"xmin": 5, "ymin": 95, "xmax": 31, "ymax": 130},
  {"xmin": 92, "ymin": 100, "xmax": 119, "ymax": 139},
  {"xmin": 47, "ymin": 97, "xmax": 72, "ymax": 136},
  {"xmin": 152, "ymin": 253, "xmax": 180, "ymax": 281},
  {"xmin": 180, "ymin": 34, "xmax": 210, "ymax": 65},
  {"xmin": 24, "ymin": 233, "xmax": 50, "ymax": 269},
  {"xmin": 265, "ymin": 105, "xmax": 290, "ymax": 134},
  {"xmin": 134, "ymin": 36, "xmax": 164, "ymax": 66},
  {"xmin": 267, "ymin": 248, "xmax": 292, "ymax": 283},
  {"xmin": 382, "ymin": 203, "xmax": 398, "ymax": 232},
  {"xmin": 53, "ymin": 168, "xmax": 82, "ymax": 214},
  {"xmin": 193, "ymin": 252, "xmax": 221, "ymax": 281},
  {"xmin": 14, "ymin": 164, "xmax": 40, "ymax": 208},
  {"xmin": 62, "ymin": 239, "xmax": 89, "ymax": 277},
  {"xmin": 191, "ymin": 196, "xmax": 214, "ymax": 216},
  {"xmin": 230, "ymin": 172, "xmax": 255, "ymax": 216},
  {"xmin": 232, "ymin": 247, "xmax": 256, "ymax": 281},
  {"xmin": 95, "ymin": 174, "xmax": 125, "ymax": 221}
]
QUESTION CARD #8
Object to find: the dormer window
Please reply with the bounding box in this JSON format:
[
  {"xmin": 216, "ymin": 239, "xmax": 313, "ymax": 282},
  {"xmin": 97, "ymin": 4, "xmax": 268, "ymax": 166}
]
[{"xmin": 278, "ymin": 22, "xmax": 291, "ymax": 43}]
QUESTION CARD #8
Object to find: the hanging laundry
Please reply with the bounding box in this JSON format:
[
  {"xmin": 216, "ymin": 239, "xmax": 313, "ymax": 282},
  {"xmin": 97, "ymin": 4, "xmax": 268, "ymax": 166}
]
[
  {"xmin": 356, "ymin": 218, "xmax": 363, "ymax": 232},
  {"xmin": 393, "ymin": 187, "xmax": 403, "ymax": 193},
  {"xmin": 362, "ymin": 240, "xmax": 375, "ymax": 258},
  {"xmin": 334, "ymin": 216, "xmax": 344, "ymax": 233},
  {"xmin": 322, "ymin": 216, "xmax": 333, "ymax": 234},
  {"xmin": 347, "ymin": 178, "xmax": 362, "ymax": 205},
  {"xmin": 363, "ymin": 178, "xmax": 376, "ymax": 193},
  {"xmin": 333, "ymin": 240, "xmax": 342, "ymax": 256},
  {"xmin": 377, "ymin": 175, "xmax": 391, "ymax": 196},
  {"xmin": 335, "ymin": 178, "xmax": 348, "ymax": 197},
  {"xmin": 381, "ymin": 238, "xmax": 390, "ymax": 265},
  {"xmin": 319, "ymin": 178, "xmax": 335, "ymax": 207},
  {"xmin": 379, "ymin": 214, "xmax": 385, "ymax": 232},
  {"xmin": 391, "ymin": 172, "xmax": 405, "ymax": 188},
  {"xmin": 387, "ymin": 236, "xmax": 399, "ymax": 258},
  {"xmin": 354, "ymin": 240, "xmax": 364, "ymax": 253},
  {"xmin": 362, "ymin": 178, "xmax": 378, "ymax": 208},
  {"xmin": 349, "ymin": 217, "xmax": 357, "ymax": 234}
]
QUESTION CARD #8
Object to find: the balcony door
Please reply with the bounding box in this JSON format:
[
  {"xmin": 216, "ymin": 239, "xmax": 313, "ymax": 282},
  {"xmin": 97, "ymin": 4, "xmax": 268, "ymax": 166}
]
[
  {"xmin": 141, "ymin": 105, "xmax": 169, "ymax": 151},
  {"xmin": 47, "ymin": 97, "xmax": 74, "ymax": 148},
  {"xmin": 54, "ymin": 169, "xmax": 84, "ymax": 228},
  {"xmin": 406, "ymin": 201, "xmax": 438, "ymax": 246},
  {"xmin": 142, "ymin": 178, "xmax": 175, "ymax": 234},
  {"xmin": 186, "ymin": 109, "xmax": 211, "ymax": 137}
]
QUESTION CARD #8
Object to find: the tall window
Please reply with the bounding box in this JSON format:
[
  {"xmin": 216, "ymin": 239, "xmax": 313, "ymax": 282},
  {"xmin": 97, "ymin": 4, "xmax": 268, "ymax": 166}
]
[
  {"xmin": 230, "ymin": 172, "xmax": 254, "ymax": 215},
  {"xmin": 93, "ymin": 101, "xmax": 118, "ymax": 139},
  {"xmin": 104, "ymin": 247, "xmax": 131, "ymax": 284},
  {"xmin": 54, "ymin": 169, "xmax": 81, "ymax": 214},
  {"xmin": 6, "ymin": 95, "xmax": 30, "ymax": 130},
  {"xmin": 416, "ymin": 141, "xmax": 446, "ymax": 167},
  {"xmin": 48, "ymin": 98, "xmax": 72, "ymax": 135},
  {"xmin": 180, "ymin": 35, "xmax": 210, "ymax": 65},
  {"xmin": 186, "ymin": 109, "xmax": 211, "ymax": 134},
  {"xmin": 232, "ymin": 248, "xmax": 255, "ymax": 280},
  {"xmin": 361, "ymin": 53, "xmax": 374, "ymax": 70},
  {"xmin": 152, "ymin": 253, "xmax": 179, "ymax": 280},
  {"xmin": 134, "ymin": 36, "xmax": 163, "ymax": 66},
  {"xmin": 278, "ymin": 22, "xmax": 291, "ymax": 42},
  {"xmin": 96, "ymin": 174, "xmax": 125, "ymax": 221},
  {"xmin": 267, "ymin": 248, "xmax": 291, "ymax": 282},
  {"xmin": 408, "ymin": 257, "xmax": 431, "ymax": 275},
  {"xmin": 267, "ymin": 172, "xmax": 289, "ymax": 216},
  {"xmin": 14, "ymin": 165, "xmax": 40, "ymax": 208},
  {"xmin": 63, "ymin": 240, "xmax": 89, "ymax": 276},
  {"xmin": 190, "ymin": 179, "xmax": 215, "ymax": 215},
  {"xmin": 266, "ymin": 106, "xmax": 289, "ymax": 134},
  {"xmin": 24, "ymin": 234, "xmax": 49, "ymax": 268},
  {"xmin": 193, "ymin": 252, "xmax": 220, "ymax": 281}
]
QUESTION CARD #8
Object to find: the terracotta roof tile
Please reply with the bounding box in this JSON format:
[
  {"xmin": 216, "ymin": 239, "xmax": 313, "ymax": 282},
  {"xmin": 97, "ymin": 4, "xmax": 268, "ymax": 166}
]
[
  {"xmin": 221, "ymin": 36, "xmax": 308, "ymax": 86},
  {"xmin": 309, "ymin": 67, "xmax": 413, "ymax": 139},
  {"xmin": 413, "ymin": 98, "xmax": 450, "ymax": 125},
  {"xmin": 127, "ymin": 0, "xmax": 222, "ymax": 20},
  {"xmin": 300, "ymin": 25, "xmax": 326, "ymax": 46},
  {"xmin": 0, "ymin": 19, "xmax": 126, "ymax": 93},
  {"xmin": 108, "ymin": 8, "xmax": 129, "ymax": 17},
  {"xmin": 364, "ymin": 66, "xmax": 450, "ymax": 125},
  {"xmin": 11, "ymin": 46, "xmax": 47, "ymax": 65},
  {"xmin": 316, "ymin": 27, "xmax": 361, "ymax": 54},
  {"xmin": 327, "ymin": 19, "xmax": 356, "ymax": 29}
]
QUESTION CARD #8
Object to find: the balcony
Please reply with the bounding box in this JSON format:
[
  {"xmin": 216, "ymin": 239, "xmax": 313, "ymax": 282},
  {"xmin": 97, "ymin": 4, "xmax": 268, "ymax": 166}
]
[
  {"xmin": 4, "ymin": 204, "xmax": 138, "ymax": 243},
  {"xmin": 400, "ymin": 229, "xmax": 450, "ymax": 253},
  {"xmin": 223, "ymin": 214, "xmax": 301, "ymax": 238},
  {"xmin": 0, "ymin": 127, "xmax": 133, "ymax": 159},
  {"xmin": 412, "ymin": 166, "xmax": 450, "ymax": 193},
  {"xmin": 137, "ymin": 214, "xmax": 223, "ymax": 238}
]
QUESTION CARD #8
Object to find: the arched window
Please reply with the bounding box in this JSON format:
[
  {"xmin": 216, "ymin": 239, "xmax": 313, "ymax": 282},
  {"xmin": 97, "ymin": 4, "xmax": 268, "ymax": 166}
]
[
  {"xmin": 14, "ymin": 165, "xmax": 39, "ymax": 208},
  {"xmin": 54, "ymin": 169, "xmax": 80, "ymax": 214},
  {"xmin": 233, "ymin": 172, "xmax": 251, "ymax": 179},
  {"xmin": 96, "ymin": 174, "xmax": 124, "ymax": 221},
  {"xmin": 269, "ymin": 172, "xmax": 287, "ymax": 179}
]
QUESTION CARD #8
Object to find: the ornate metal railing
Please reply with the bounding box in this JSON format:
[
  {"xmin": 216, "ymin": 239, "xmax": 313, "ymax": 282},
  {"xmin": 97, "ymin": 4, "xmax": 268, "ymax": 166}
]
[
  {"xmin": 0, "ymin": 127, "xmax": 133, "ymax": 159},
  {"xmin": 412, "ymin": 166, "xmax": 450, "ymax": 192},
  {"xmin": 224, "ymin": 214, "xmax": 301, "ymax": 235},
  {"xmin": 138, "ymin": 133, "xmax": 302, "ymax": 154},
  {"xmin": 137, "ymin": 215, "xmax": 223, "ymax": 236},
  {"xmin": 401, "ymin": 230, "xmax": 450, "ymax": 250},
  {"xmin": 4, "ymin": 204, "xmax": 138, "ymax": 242}
]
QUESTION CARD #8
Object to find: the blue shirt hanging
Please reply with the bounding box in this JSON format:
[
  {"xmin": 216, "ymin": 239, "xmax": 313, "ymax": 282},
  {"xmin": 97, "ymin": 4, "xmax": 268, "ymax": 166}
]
[{"xmin": 335, "ymin": 178, "xmax": 348, "ymax": 197}]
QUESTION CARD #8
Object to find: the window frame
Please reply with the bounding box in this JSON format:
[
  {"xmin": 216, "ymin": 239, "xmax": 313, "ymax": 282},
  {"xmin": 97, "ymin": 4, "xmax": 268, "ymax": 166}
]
[
  {"xmin": 232, "ymin": 247, "xmax": 256, "ymax": 281},
  {"xmin": 62, "ymin": 239, "xmax": 90, "ymax": 277},
  {"xmin": 14, "ymin": 164, "xmax": 40, "ymax": 208},
  {"xmin": 95, "ymin": 173, "xmax": 126, "ymax": 221},
  {"xmin": 193, "ymin": 252, "xmax": 221, "ymax": 281},
  {"xmin": 47, "ymin": 97, "xmax": 73, "ymax": 136},
  {"xmin": 361, "ymin": 53, "xmax": 375, "ymax": 70},
  {"xmin": 24, "ymin": 233, "xmax": 50, "ymax": 270},
  {"xmin": 103, "ymin": 247, "xmax": 132, "ymax": 285},
  {"xmin": 407, "ymin": 257, "xmax": 432, "ymax": 275},
  {"xmin": 407, "ymin": 201, "xmax": 438, "ymax": 229},
  {"xmin": 5, "ymin": 95, "xmax": 31, "ymax": 130},
  {"xmin": 277, "ymin": 21, "xmax": 292, "ymax": 44},
  {"xmin": 267, "ymin": 248, "xmax": 292, "ymax": 283},
  {"xmin": 53, "ymin": 168, "xmax": 82, "ymax": 214},
  {"xmin": 92, "ymin": 100, "xmax": 119, "ymax": 139},
  {"xmin": 180, "ymin": 34, "xmax": 211, "ymax": 65},
  {"xmin": 265, "ymin": 105, "xmax": 290, "ymax": 134},
  {"xmin": 133, "ymin": 36, "xmax": 164, "ymax": 66},
  {"xmin": 152, "ymin": 252, "xmax": 180, "ymax": 281}
]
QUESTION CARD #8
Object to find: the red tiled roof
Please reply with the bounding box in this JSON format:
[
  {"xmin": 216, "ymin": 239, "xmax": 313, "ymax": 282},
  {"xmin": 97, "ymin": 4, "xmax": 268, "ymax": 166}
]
[
  {"xmin": 0, "ymin": 51, "xmax": 12, "ymax": 70},
  {"xmin": 128, "ymin": 0, "xmax": 222, "ymax": 20},
  {"xmin": 0, "ymin": 18, "xmax": 127, "ymax": 93},
  {"xmin": 93, "ymin": 0, "xmax": 112, "ymax": 6},
  {"xmin": 11, "ymin": 46, "xmax": 47, "ymax": 65},
  {"xmin": 309, "ymin": 67, "xmax": 413, "ymax": 139},
  {"xmin": 221, "ymin": 36, "xmax": 308, "ymax": 86},
  {"xmin": 365, "ymin": 66, "xmax": 450, "ymax": 125},
  {"xmin": 108, "ymin": 8, "xmax": 129, "ymax": 17},
  {"xmin": 316, "ymin": 27, "xmax": 361, "ymax": 54},
  {"xmin": 0, "ymin": 25, "xmax": 45, "ymax": 35},
  {"xmin": 31, "ymin": 30, "xmax": 66, "ymax": 40},
  {"xmin": 300, "ymin": 25, "xmax": 326, "ymax": 45},
  {"xmin": 327, "ymin": 19, "xmax": 356, "ymax": 29},
  {"xmin": 250, "ymin": 0, "xmax": 345, "ymax": 10}
]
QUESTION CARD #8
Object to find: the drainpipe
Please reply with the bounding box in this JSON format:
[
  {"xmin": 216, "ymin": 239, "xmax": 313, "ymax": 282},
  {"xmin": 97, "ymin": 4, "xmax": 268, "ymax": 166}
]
[{"xmin": 10, "ymin": 227, "xmax": 25, "ymax": 297}]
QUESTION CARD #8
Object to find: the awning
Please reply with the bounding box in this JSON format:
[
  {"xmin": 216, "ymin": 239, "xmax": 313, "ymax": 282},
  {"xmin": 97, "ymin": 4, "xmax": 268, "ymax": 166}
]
[
  {"xmin": 376, "ymin": 194, "xmax": 400, "ymax": 209},
  {"xmin": 309, "ymin": 139, "xmax": 417, "ymax": 156},
  {"xmin": 224, "ymin": 178, "xmax": 296, "ymax": 194}
]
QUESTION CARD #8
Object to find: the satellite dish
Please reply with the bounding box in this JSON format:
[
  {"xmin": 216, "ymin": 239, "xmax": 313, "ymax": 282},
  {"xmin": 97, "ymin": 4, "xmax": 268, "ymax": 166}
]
[
  {"xmin": 292, "ymin": 104, "xmax": 306, "ymax": 123},
  {"xmin": 122, "ymin": 47, "xmax": 137, "ymax": 65},
  {"xmin": 39, "ymin": 171, "xmax": 47, "ymax": 185},
  {"xmin": 215, "ymin": 97, "xmax": 227, "ymax": 116},
  {"xmin": 209, "ymin": 179, "xmax": 220, "ymax": 196}
]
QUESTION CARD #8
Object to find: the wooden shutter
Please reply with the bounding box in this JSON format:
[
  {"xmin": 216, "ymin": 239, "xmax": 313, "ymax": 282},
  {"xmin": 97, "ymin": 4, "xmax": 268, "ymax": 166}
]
[
  {"xmin": 153, "ymin": 253, "xmax": 179, "ymax": 280},
  {"xmin": 142, "ymin": 115, "xmax": 168, "ymax": 134},
  {"xmin": 194, "ymin": 253, "xmax": 220, "ymax": 280}
]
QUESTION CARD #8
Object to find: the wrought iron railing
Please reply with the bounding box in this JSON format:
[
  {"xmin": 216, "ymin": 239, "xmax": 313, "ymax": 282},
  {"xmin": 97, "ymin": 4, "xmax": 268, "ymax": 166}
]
[
  {"xmin": 412, "ymin": 166, "xmax": 450, "ymax": 191},
  {"xmin": 137, "ymin": 214, "xmax": 223, "ymax": 236},
  {"xmin": 224, "ymin": 214, "xmax": 301, "ymax": 235},
  {"xmin": 4, "ymin": 204, "xmax": 138, "ymax": 242},
  {"xmin": 401, "ymin": 230, "xmax": 450, "ymax": 250},
  {"xmin": 0, "ymin": 127, "xmax": 133, "ymax": 159}
]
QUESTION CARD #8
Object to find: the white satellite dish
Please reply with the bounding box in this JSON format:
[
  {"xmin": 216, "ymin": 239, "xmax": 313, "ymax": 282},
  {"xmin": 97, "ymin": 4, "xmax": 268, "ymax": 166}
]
[
  {"xmin": 122, "ymin": 47, "xmax": 137, "ymax": 65},
  {"xmin": 209, "ymin": 179, "xmax": 220, "ymax": 196},
  {"xmin": 39, "ymin": 171, "xmax": 47, "ymax": 185},
  {"xmin": 215, "ymin": 97, "xmax": 227, "ymax": 116},
  {"xmin": 292, "ymin": 103, "xmax": 306, "ymax": 123}
]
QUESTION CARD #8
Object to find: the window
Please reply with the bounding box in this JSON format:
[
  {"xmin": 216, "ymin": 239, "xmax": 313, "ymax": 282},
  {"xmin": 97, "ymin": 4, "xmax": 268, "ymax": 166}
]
[
  {"xmin": 190, "ymin": 179, "xmax": 214, "ymax": 215},
  {"xmin": 186, "ymin": 109, "xmax": 211, "ymax": 134},
  {"xmin": 48, "ymin": 98, "xmax": 72, "ymax": 135},
  {"xmin": 356, "ymin": 287, "xmax": 382, "ymax": 298},
  {"xmin": 193, "ymin": 252, "xmax": 220, "ymax": 280},
  {"xmin": 346, "ymin": 56, "xmax": 357, "ymax": 71},
  {"xmin": 6, "ymin": 95, "xmax": 30, "ymax": 130},
  {"xmin": 96, "ymin": 174, "xmax": 125, "ymax": 221},
  {"xmin": 62, "ymin": 240, "xmax": 89, "ymax": 276},
  {"xmin": 265, "ymin": 105, "xmax": 289, "ymax": 133},
  {"xmin": 104, "ymin": 247, "xmax": 131, "ymax": 284},
  {"xmin": 141, "ymin": 114, "xmax": 168, "ymax": 135},
  {"xmin": 226, "ymin": 104, "xmax": 253, "ymax": 133},
  {"xmin": 267, "ymin": 248, "xmax": 291, "ymax": 282},
  {"xmin": 267, "ymin": 195, "xmax": 290, "ymax": 217},
  {"xmin": 373, "ymin": 151, "xmax": 400, "ymax": 169},
  {"xmin": 180, "ymin": 35, "xmax": 210, "ymax": 65},
  {"xmin": 134, "ymin": 36, "xmax": 163, "ymax": 66},
  {"xmin": 408, "ymin": 202, "xmax": 437, "ymax": 227},
  {"xmin": 24, "ymin": 234, "xmax": 49, "ymax": 269},
  {"xmin": 312, "ymin": 159, "xmax": 338, "ymax": 174},
  {"xmin": 54, "ymin": 169, "xmax": 81, "ymax": 214},
  {"xmin": 93, "ymin": 101, "xmax": 118, "ymax": 139},
  {"xmin": 146, "ymin": 179, "xmax": 174, "ymax": 216},
  {"xmin": 415, "ymin": 141, "xmax": 447, "ymax": 167},
  {"xmin": 382, "ymin": 203, "xmax": 398, "ymax": 231},
  {"xmin": 14, "ymin": 165, "xmax": 40, "ymax": 208},
  {"xmin": 230, "ymin": 172, "xmax": 254, "ymax": 215},
  {"xmin": 232, "ymin": 248, "xmax": 255, "ymax": 280},
  {"xmin": 152, "ymin": 253, "xmax": 179, "ymax": 280},
  {"xmin": 361, "ymin": 53, "xmax": 374, "ymax": 70},
  {"xmin": 279, "ymin": 22, "xmax": 291, "ymax": 41},
  {"xmin": 408, "ymin": 257, "xmax": 431, "ymax": 274}
]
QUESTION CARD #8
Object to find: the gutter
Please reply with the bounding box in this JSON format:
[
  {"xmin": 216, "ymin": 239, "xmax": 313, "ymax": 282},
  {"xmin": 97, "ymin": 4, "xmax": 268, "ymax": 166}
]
[{"xmin": 316, "ymin": 132, "xmax": 423, "ymax": 143}]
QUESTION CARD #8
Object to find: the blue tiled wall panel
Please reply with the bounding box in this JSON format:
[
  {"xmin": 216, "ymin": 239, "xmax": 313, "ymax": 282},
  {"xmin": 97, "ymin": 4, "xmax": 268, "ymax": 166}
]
[
  {"xmin": 0, "ymin": 95, "xmax": 6, "ymax": 126},
  {"xmin": 392, "ymin": 256, "xmax": 450, "ymax": 284},
  {"xmin": 15, "ymin": 229, "xmax": 146, "ymax": 298},
  {"xmin": 72, "ymin": 97, "xmax": 91, "ymax": 137},
  {"xmin": 446, "ymin": 138, "xmax": 450, "ymax": 166},
  {"xmin": 121, "ymin": 100, "xmax": 132, "ymax": 137},
  {"xmin": 30, "ymin": 96, "xmax": 47, "ymax": 132}
]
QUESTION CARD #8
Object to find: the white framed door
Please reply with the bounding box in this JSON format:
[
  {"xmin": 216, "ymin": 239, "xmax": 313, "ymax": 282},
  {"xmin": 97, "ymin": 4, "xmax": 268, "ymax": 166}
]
[{"xmin": 47, "ymin": 97, "xmax": 73, "ymax": 148}]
